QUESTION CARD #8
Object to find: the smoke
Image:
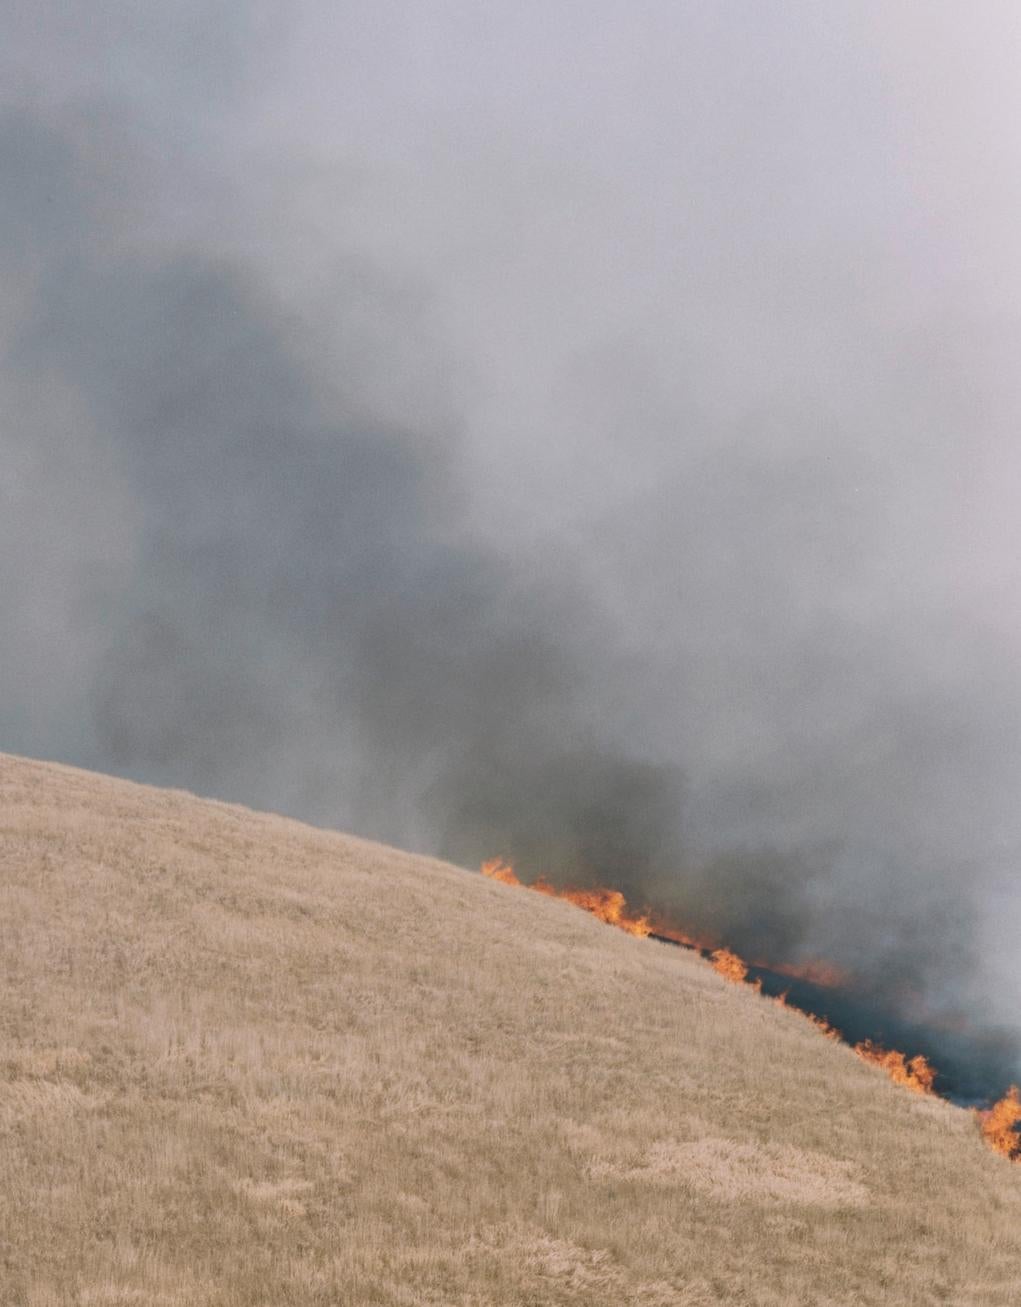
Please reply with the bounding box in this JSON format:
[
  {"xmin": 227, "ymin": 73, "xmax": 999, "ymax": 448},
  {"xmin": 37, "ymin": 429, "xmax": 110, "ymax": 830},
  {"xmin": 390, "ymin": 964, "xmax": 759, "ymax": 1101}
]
[{"xmin": 3, "ymin": 4, "xmax": 1021, "ymax": 1092}]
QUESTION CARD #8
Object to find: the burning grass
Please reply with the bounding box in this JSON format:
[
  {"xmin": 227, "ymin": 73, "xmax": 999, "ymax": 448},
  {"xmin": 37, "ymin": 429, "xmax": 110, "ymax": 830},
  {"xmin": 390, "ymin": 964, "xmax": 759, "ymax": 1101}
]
[
  {"xmin": 481, "ymin": 856, "xmax": 1017, "ymax": 1160},
  {"xmin": 980, "ymin": 1086, "xmax": 1021, "ymax": 1160},
  {"xmin": 480, "ymin": 858, "xmax": 653, "ymax": 936},
  {"xmin": 5, "ymin": 752, "xmax": 1021, "ymax": 1307},
  {"xmin": 853, "ymin": 1040, "xmax": 937, "ymax": 1096},
  {"xmin": 709, "ymin": 946, "xmax": 758, "ymax": 989}
]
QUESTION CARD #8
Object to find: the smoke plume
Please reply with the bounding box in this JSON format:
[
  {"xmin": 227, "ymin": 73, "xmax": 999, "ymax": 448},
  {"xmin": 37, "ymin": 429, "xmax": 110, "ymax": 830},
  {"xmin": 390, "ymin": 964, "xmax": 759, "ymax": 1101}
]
[{"xmin": 3, "ymin": 4, "xmax": 1021, "ymax": 1095}]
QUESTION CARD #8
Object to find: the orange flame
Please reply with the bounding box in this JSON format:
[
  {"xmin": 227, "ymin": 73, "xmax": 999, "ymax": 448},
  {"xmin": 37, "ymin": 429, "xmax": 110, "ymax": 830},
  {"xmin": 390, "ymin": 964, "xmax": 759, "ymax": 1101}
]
[
  {"xmin": 480, "ymin": 857, "xmax": 1019, "ymax": 1160},
  {"xmin": 807, "ymin": 1012, "xmax": 842, "ymax": 1040},
  {"xmin": 853, "ymin": 1039, "xmax": 937, "ymax": 1095},
  {"xmin": 710, "ymin": 946, "xmax": 760, "ymax": 991},
  {"xmin": 480, "ymin": 858, "xmax": 652, "ymax": 937},
  {"xmin": 480, "ymin": 857, "xmax": 522, "ymax": 887},
  {"xmin": 978, "ymin": 1086, "xmax": 1021, "ymax": 1160},
  {"xmin": 554, "ymin": 885, "xmax": 652, "ymax": 936},
  {"xmin": 710, "ymin": 946, "xmax": 747, "ymax": 983}
]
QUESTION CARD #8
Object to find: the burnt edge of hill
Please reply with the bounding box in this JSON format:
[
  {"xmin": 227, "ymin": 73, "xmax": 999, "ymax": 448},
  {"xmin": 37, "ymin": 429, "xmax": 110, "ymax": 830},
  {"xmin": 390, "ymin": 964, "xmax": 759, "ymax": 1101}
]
[{"xmin": 645, "ymin": 933, "xmax": 1016, "ymax": 1106}]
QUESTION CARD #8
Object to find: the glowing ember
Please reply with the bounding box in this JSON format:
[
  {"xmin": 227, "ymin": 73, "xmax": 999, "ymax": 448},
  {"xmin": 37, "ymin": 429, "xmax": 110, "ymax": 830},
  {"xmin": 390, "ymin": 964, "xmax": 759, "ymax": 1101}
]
[
  {"xmin": 853, "ymin": 1040, "xmax": 937, "ymax": 1095},
  {"xmin": 979, "ymin": 1086, "xmax": 1021, "ymax": 1160}
]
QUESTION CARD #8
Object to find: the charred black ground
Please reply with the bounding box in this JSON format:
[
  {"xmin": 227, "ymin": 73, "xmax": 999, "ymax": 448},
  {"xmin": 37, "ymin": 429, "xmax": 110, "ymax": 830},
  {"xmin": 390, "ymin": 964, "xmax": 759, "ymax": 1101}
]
[{"xmin": 747, "ymin": 965, "xmax": 1018, "ymax": 1106}]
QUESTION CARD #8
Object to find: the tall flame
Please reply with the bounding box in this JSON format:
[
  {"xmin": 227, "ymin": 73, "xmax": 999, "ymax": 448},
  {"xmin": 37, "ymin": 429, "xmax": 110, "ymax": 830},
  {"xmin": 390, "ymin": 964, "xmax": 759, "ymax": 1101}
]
[
  {"xmin": 853, "ymin": 1039, "xmax": 937, "ymax": 1095},
  {"xmin": 480, "ymin": 856, "xmax": 1016, "ymax": 1160},
  {"xmin": 979, "ymin": 1086, "xmax": 1021, "ymax": 1160},
  {"xmin": 710, "ymin": 946, "xmax": 760, "ymax": 990}
]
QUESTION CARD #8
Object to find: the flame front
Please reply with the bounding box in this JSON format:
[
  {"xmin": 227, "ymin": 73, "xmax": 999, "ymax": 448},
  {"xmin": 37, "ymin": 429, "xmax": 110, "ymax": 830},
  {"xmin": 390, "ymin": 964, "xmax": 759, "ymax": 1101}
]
[
  {"xmin": 480, "ymin": 857, "xmax": 522, "ymax": 888},
  {"xmin": 979, "ymin": 1086, "xmax": 1021, "ymax": 1160},
  {"xmin": 853, "ymin": 1040, "xmax": 937, "ymax": 1095},
  {"xmin": 481, "ymin": 858, "xmax": 652, "ymax": 937},
  {"xmin": 710, "ymin": 946, "xmax": 759, "ymax": 990},
  {"xmin": 480, "ymin": 856, "xmax": 1016, "ymax": 1160}
]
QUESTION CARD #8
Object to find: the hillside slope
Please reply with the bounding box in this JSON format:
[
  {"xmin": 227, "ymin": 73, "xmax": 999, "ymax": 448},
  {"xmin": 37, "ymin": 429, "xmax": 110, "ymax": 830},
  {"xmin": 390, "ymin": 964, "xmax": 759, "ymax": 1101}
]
[{"xmin": 2, "ymin": 753, "xmax": 1019, "ymax": 1306}]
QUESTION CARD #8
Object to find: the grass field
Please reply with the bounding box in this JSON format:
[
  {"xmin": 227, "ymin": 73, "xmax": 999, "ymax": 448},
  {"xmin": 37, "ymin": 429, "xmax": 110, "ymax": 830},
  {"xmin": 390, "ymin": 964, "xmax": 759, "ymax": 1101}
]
[{"xmin": 2, "ymin": 752, "xmax": 1020, "ymax": 1305}]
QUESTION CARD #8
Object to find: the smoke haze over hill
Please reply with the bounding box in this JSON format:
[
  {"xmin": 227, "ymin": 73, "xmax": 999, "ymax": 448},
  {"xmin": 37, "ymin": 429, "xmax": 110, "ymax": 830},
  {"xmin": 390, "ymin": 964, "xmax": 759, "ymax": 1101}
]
[{"xmin": 3, "ymin": 5, "xmax": 1021, "ymax": 1081}]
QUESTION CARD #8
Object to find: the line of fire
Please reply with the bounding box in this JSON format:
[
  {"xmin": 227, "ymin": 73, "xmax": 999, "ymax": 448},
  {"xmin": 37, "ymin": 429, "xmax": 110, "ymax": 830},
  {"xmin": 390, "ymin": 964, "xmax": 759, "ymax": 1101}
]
[{"xmin": 480, "ymin": 858, "xmax": 1021, "ymax": 1162}]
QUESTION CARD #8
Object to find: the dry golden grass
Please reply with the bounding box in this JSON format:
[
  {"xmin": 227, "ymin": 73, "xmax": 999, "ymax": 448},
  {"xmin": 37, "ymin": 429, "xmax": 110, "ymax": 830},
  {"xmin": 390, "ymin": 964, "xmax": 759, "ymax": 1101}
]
[{"xmin": 2, "ymin": 752, "xmax": 1020, "ymax": 1305}]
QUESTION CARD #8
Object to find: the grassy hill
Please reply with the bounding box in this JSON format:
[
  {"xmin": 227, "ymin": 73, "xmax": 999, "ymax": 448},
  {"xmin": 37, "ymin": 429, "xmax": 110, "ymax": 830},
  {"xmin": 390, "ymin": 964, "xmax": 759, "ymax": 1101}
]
[{"xmin": 2, "ymin": 752, "xmax": 1020, "ymax": 1306}]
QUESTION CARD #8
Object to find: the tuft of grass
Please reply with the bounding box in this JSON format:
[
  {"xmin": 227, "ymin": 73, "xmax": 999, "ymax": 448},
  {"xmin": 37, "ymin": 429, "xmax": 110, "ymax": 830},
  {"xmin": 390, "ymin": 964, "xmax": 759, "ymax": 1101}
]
[{"xmin": 2, "ymin": 751, "xmax": 1020, "ymax": 1305}]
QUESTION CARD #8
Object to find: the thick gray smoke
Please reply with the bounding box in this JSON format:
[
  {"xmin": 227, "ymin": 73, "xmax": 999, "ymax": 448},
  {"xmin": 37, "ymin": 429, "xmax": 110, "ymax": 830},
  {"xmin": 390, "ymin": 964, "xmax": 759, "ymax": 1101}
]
[{"xmin": 4, "ymin": 4, "xmax": 1021, "ymax": 1090}]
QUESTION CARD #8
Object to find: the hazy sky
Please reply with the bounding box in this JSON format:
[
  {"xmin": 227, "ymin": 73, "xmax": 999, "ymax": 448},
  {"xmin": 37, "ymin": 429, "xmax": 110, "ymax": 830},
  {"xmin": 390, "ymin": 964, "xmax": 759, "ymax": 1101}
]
[{"xmin": 4, "ymin": 4, "xmax": 1021, "ymax": 1064}]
